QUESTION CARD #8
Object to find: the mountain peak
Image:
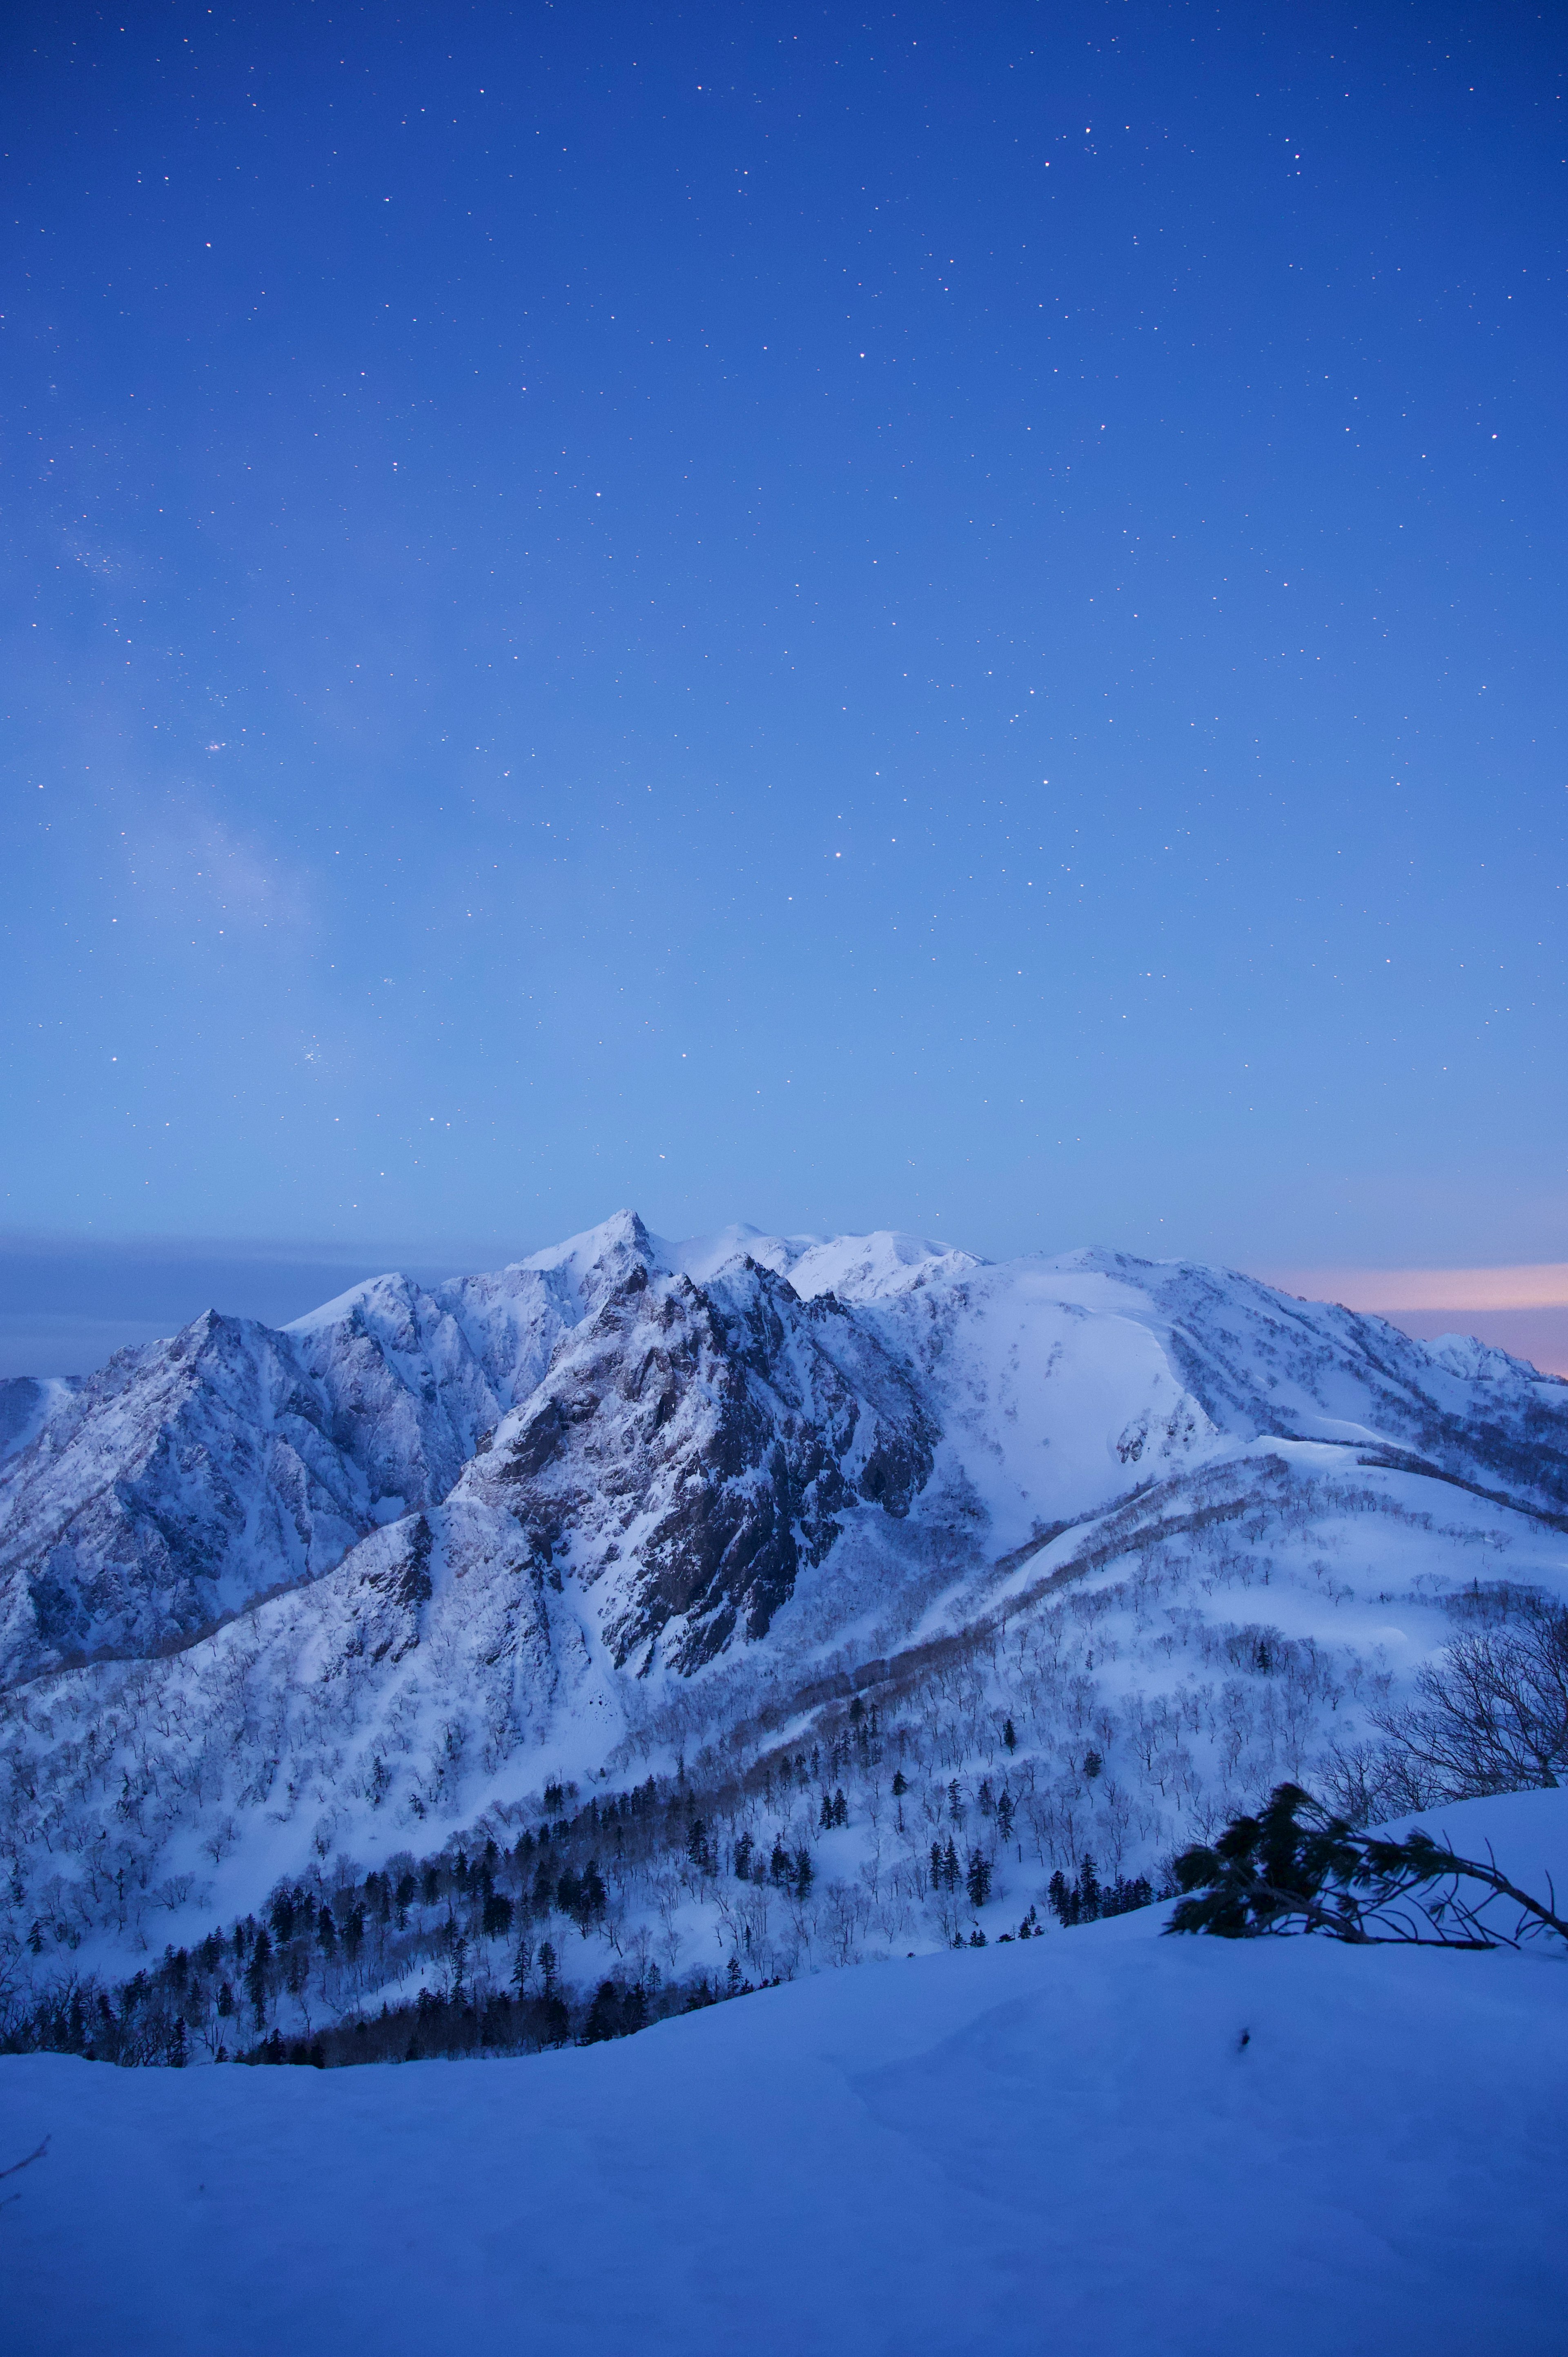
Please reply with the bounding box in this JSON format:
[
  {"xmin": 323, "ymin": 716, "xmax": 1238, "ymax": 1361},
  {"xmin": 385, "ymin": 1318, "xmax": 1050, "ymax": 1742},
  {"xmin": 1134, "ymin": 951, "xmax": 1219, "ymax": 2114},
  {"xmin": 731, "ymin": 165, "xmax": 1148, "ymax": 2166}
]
[
  {"xmin": 2, "ymin": 1211, "xmax": 1565, "ymax": 1948},
  {"xmin": 516, "ymin": 1208, "xmax": 655, "ymax": 1297}
]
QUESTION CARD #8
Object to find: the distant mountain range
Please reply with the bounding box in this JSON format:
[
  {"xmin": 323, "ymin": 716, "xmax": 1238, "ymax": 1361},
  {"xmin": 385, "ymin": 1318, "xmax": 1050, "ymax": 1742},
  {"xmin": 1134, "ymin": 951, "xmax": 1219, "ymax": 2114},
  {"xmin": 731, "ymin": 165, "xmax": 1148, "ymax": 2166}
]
[{"xmin": 2, "ymin": 1210, "xmax": 1565, "ymax": 1949}]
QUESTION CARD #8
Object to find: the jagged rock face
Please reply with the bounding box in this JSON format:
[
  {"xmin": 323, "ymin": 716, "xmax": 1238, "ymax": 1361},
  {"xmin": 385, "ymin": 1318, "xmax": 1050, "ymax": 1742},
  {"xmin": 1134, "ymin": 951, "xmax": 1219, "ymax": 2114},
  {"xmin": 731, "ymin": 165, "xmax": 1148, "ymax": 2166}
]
[
  {"xmin": 0, "ymin": 1313, "xmax": 374, "ymax": 1683},
  {"xmin": 0, "ymin": 1216, "xmax": 947, "ymax": 1691},
  {"xmin": 0, "ymin": 1211, "xmax": 1565, "ymax": 1944},
  {"xmin": 0, "ymin": 1257, "xmax": 583, "ymax": 1690},
  {"xmin": 4, "ymin": 1214, "xmax": 1565, "ymax": 1701},
  {"xmin": 466, "ymin": 1259, "xmax": 938, "ymax": 1671}
]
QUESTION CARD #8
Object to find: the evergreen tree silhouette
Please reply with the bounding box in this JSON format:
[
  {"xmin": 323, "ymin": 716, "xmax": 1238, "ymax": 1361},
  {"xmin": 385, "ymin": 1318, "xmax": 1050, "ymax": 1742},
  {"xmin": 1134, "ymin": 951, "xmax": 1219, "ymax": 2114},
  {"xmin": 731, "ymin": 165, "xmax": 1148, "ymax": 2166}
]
[
  {"xmin": 584, "ymin": 1981, "xmax": 621, "ymax": 2044},
  {"xmin": 245, "ymin": 1928, "xmax": 272, "ymax": 2027}
]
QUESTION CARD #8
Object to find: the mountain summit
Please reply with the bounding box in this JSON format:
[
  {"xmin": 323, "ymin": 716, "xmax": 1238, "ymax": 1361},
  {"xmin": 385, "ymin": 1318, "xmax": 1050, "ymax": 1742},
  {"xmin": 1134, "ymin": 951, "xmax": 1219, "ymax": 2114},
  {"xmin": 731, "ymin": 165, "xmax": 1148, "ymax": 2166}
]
[{"xmin": 1, "ymin": 1214, "xmax": 1564, "ymax": 1940}]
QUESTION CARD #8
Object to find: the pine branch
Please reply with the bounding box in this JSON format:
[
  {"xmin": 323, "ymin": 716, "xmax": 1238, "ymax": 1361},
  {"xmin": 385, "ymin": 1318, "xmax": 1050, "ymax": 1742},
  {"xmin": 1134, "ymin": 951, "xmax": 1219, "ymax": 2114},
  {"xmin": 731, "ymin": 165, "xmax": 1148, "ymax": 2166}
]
[
  {"xmin": 1167, "ymin": 1782, "xmax": 1568, "ymax": 1949},
  {"xmin": 1361, "ymin": 1833, "xmax": 1568, "ymax": 1946}
]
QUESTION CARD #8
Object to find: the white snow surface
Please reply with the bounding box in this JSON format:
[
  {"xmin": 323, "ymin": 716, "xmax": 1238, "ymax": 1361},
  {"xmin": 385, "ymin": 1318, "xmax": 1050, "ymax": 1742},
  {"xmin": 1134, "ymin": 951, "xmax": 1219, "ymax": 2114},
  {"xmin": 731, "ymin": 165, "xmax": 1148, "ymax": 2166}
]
[{"xmin": 4, "ymin": 1789, "xmax": 1566, "ymax": 2357}]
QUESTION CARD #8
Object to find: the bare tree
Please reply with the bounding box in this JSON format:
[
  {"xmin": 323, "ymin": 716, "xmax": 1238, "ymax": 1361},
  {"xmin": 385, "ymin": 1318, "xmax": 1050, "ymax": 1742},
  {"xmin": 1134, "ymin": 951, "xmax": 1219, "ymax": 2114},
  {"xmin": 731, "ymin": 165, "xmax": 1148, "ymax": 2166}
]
[
  {"xmin": 1315, "ymin": 1734, "xmax": 1439, "ymax": 1828},
  {"xmin": 1373, "ymin": 1603, "xmax": 1568, "ymax": 1799}
]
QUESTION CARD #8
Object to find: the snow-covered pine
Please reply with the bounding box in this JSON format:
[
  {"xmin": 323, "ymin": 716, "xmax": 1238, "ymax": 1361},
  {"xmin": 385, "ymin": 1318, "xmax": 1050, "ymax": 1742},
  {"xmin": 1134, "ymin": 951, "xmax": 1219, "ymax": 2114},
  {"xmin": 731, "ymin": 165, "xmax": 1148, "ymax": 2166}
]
[{"xmin": 1, "ymin": 1209, "xmax": 1564, "ymax": 1978}]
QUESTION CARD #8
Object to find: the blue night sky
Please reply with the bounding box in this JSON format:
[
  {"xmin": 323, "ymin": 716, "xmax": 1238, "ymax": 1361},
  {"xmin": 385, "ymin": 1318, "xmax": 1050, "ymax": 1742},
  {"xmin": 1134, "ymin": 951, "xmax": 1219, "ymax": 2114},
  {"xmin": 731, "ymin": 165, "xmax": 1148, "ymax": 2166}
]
[{"xmin": 3, "ymin": 2, "xmax": 1565, "ymax": 1363}]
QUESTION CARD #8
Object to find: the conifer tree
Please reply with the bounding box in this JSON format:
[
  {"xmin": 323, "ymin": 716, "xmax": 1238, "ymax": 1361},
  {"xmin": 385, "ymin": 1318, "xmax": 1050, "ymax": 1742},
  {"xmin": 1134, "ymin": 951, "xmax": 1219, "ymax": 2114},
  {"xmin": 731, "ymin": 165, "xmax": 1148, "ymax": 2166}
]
[
  {"xmin": 584, "ymin": 1981, "xmax": 621, "ymax": 2043},
  {"xmin": 244, "ymin": 1928, "xmax": 272, "ymax": 2027}
]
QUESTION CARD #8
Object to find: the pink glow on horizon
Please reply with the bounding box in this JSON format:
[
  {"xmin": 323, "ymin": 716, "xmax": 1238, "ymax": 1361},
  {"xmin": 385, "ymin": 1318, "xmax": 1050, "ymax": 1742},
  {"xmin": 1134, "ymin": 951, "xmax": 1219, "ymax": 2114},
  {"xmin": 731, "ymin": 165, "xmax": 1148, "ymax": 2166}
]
[{"xmin": 1256, "ymin": 1264, "xmax": 1568, "ymax": 1313}]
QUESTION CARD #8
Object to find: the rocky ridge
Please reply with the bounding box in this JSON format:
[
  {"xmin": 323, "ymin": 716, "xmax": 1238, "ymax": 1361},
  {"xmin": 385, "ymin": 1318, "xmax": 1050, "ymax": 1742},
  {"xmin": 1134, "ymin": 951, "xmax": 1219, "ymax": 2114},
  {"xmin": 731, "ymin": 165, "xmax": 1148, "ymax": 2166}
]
[{"xmin": 1, "ymin": 1211, "xmax": 1565, "ymax": 1947}]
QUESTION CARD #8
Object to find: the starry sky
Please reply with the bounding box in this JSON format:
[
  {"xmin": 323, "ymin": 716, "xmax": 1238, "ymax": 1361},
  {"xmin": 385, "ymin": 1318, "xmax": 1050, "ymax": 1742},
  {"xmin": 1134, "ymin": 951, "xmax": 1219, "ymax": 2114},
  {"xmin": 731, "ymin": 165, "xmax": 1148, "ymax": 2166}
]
[{"xmin": 3, "ymin": 2, "xmax": 1565, "ymax": 1367}]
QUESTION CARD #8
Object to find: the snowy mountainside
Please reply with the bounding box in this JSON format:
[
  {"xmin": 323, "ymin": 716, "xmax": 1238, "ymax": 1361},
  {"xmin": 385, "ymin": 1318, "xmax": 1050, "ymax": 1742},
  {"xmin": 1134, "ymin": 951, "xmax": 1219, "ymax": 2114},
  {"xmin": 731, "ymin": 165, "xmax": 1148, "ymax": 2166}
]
[
  {"xmin": 458, "ymin": 1252, "xmax": 937, "ymax": 1672},
  {"xmin": 0, "ymin": 1210, "xmax": 1565, "ymax": 1958},
  {"xmin": 0, "ymin": 1217, "xmax": 653, "ymax": 1687},
  {"xmin": 0, "ymin": 1378, "xmax": 80, "ymax": 1467}
]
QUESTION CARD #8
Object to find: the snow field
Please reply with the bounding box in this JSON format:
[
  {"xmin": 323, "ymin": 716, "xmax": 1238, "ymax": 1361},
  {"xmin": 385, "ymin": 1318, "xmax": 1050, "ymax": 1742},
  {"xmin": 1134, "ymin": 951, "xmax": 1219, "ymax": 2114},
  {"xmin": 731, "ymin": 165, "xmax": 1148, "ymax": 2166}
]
[{"xmin": 4, "ymin": 1792, "xmax": 1567, "ymax": 2357}]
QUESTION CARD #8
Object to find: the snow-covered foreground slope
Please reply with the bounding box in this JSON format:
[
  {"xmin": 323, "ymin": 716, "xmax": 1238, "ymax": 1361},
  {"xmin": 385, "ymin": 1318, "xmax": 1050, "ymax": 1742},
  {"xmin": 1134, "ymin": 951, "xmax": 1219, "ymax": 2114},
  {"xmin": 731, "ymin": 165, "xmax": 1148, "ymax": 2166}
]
[
  {"xmin": 2, "ymin": 1211, "xmax": 1565, "ymax": 1962},
  {"xmin": 5, "ymin": 1792, "xmax": 1566, "ymax": 2357}
]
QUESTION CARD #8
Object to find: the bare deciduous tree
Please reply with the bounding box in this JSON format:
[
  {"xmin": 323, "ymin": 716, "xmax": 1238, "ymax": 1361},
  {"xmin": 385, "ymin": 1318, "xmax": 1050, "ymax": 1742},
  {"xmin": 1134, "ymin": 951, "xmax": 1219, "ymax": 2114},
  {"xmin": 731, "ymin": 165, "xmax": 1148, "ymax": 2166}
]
[{"xmin": 1373, "ymin": 1603, "xmax": 1568, "ymax": 1798}]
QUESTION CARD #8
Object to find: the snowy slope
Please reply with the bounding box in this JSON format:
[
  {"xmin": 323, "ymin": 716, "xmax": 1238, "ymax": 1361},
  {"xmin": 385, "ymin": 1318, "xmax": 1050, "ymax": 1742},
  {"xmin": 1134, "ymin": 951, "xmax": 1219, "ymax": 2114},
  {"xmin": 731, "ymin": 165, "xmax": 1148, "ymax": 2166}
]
[
  {"xmin": 1, "ymin": 1212, "xmax": 1564, "ymax": 1954},
  {"xmin": 4, "ymin": 1790, "xmax": 1566, "ymax": 2357},
  {"xmin": 0, "ymin": 1379, "xmax": 80, "ymax": 1468},
  {"xmin": 0, "ymin": 1215, "xmax": 645, "ymax": 1687}
]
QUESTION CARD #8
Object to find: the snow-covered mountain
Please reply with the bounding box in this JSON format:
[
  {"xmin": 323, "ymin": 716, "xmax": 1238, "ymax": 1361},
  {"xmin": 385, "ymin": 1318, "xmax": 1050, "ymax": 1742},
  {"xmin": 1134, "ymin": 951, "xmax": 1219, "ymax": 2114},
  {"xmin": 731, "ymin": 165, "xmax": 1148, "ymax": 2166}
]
[
  {"xmin": 0, "ymin": 1233, "xmax": 628, "ymax": 1684},
  {"xmin": 1, "ymin": 1211, "xmax": 1565, "ymax": 1950}
]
